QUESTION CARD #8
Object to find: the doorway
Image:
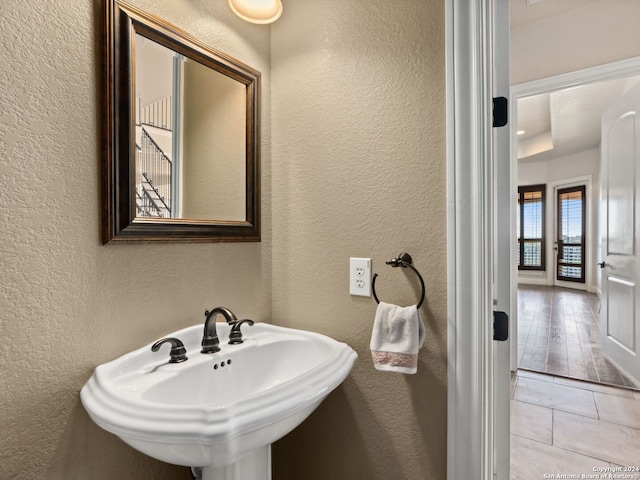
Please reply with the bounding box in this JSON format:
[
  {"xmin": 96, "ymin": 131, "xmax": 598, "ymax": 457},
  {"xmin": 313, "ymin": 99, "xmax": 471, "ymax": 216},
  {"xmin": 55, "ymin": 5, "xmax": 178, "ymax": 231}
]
[
  {"xmin": 512, "ymin": 65, "xmax": 640, "ymax": 389},
  {"xmin": 446, "ymin": 2, "xmax": 640, "ymax": 478},
  {"xmin": 511, "ymin": 71, "xmax": 640, "ymax": 480}
]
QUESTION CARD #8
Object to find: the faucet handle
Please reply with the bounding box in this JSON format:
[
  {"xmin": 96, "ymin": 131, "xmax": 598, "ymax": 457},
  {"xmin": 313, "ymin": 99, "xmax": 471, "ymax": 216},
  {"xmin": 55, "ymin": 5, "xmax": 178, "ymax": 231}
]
[
  {"xmin": 228, "ymin": 319, "xmax": 255, "ymax": 345},
  {"xmin": 151, "ymin": 337, "xmax": 188, "ymax": 363}
]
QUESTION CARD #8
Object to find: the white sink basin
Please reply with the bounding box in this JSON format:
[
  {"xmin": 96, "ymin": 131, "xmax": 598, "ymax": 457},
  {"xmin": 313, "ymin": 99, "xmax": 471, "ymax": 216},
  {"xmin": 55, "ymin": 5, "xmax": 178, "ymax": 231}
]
[{"xmin": 80, "ymin": 322, "xmax": 357, "ymax": 480}]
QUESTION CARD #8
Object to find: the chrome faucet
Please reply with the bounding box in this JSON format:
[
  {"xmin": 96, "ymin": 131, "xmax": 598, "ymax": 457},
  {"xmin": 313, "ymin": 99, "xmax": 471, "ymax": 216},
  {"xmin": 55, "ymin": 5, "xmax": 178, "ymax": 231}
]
[{"xmin": 201, "ymin": 307, "xmax": 238, "ymax": 354}]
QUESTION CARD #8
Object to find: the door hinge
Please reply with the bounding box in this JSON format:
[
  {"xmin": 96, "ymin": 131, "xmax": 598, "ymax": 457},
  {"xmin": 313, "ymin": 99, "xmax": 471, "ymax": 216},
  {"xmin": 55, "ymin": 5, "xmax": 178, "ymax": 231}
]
[
  {"xmin": 493, "ymin": 97, "xmax": 508, "ymax": 128},
  {"xmin": 493, "ymin": 311, "xmax": 509, "ymax": 341}
]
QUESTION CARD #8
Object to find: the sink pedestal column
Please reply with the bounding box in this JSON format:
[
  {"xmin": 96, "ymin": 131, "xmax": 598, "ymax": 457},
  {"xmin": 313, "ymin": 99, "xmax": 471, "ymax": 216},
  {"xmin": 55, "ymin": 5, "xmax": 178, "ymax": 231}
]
[{"xmin": 202, "ymin": 446, "xmax": 271, "ymax": 480}]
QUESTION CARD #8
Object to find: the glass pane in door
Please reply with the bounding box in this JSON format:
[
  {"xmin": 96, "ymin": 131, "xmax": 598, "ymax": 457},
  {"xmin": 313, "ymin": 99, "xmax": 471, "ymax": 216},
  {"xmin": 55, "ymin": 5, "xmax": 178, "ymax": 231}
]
[{"xmin": 557, "ymin": 185, "xmax": 586, "ymax": 283}]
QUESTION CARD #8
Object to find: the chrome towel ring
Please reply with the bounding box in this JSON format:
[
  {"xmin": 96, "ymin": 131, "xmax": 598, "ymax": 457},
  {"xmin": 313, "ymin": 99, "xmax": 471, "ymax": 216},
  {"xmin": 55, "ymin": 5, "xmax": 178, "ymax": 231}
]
[{"xmin": 372, "ymin": 252, "xmax": 426, "ymax": 309}]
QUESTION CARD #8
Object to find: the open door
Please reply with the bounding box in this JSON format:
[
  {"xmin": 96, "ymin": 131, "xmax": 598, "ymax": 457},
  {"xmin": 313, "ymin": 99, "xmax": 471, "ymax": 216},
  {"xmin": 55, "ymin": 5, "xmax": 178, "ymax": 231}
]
[{"xmin": 600, "ymin": 82, "xmax": 640, "ymax": 383}]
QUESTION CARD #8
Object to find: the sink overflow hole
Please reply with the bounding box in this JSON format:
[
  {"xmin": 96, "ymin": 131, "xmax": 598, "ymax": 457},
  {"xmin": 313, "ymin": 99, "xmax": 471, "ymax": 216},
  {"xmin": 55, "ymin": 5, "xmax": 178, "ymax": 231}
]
[{"xmin": 213, "ymin": 359, "xmax": 232, "ymax": 370}]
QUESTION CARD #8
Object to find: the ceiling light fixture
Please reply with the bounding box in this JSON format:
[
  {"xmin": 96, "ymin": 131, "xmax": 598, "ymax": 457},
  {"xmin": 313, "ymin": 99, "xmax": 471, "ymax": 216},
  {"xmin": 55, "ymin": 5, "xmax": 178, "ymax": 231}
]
[
  {"xmin": 228, "ymin": 0, "xmax": 283, "ymax": 24},
  {"xmin": 517, "ymin": 130, "xmax": 525, "ymax": 136}
]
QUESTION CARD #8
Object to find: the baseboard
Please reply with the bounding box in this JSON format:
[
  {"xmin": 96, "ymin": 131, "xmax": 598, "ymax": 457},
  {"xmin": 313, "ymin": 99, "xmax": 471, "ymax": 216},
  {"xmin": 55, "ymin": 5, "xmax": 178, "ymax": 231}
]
[{"xmin": 517, "ymin": 277, "xmax": 549, "ymax": 286}]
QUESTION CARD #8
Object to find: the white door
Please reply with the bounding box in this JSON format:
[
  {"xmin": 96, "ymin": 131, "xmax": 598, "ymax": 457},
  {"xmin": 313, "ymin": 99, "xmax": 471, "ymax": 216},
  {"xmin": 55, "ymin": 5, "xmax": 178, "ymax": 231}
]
[{"xmin": 600, "ymin": 82, "xmax": 640, "ymax": 382}]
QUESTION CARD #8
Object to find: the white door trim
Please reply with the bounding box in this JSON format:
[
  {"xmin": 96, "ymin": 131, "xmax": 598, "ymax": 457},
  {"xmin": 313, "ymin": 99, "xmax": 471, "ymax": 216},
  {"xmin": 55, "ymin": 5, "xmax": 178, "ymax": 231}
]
[
  {"xmin": 511, "ymin": 55, "xmax": 640, "ymax": 100},
  {"xmin": 446, "ymin": 1, "xmax": 496, "ymax": 479}
]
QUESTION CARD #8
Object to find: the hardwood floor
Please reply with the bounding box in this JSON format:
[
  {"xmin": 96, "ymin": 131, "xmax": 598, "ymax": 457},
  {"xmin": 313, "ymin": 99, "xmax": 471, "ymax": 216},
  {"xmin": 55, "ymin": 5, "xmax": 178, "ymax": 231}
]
[{"xmin": 517, "ymin": 284, "xmax": 640, "ymax": 389}]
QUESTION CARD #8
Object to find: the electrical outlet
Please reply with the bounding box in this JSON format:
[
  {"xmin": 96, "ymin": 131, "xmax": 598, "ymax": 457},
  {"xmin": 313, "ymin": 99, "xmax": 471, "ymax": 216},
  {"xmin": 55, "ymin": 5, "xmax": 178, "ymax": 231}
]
[{"xmin": 350, "ymin": 257, "xmax": 372, "ymax": 297}]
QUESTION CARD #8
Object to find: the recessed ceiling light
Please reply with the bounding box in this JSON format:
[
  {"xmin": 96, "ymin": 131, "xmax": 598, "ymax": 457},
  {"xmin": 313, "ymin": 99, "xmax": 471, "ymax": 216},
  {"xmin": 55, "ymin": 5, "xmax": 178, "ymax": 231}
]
[{"xmin": 517, "ymin": 130, "xmax": 525, "ymax": 136}]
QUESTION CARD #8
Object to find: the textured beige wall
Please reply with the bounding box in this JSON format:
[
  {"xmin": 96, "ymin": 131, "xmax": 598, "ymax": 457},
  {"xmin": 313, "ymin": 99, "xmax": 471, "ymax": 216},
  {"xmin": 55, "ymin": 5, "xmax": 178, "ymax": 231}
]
[
  {"xmin": 0, "ymin": 0, "xmax": 271, "ymax": 478},
  {"xmin": 270, "ymin": 0, "xmax": 447, "ymax": 479},
  {"xmin": 511, "ymin": 0, "xmax": 640, "ymax": 85},
  {"xmin": 1, "ymin": 0, "xmax": 446, "ymax": 478}
]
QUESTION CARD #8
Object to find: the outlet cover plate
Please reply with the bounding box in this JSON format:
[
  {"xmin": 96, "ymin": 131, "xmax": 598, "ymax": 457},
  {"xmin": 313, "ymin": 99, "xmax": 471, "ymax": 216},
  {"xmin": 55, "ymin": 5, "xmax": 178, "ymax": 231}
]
[{"xmin": 350, "ymin": 257, "xmax": 372, "ymax": 297}]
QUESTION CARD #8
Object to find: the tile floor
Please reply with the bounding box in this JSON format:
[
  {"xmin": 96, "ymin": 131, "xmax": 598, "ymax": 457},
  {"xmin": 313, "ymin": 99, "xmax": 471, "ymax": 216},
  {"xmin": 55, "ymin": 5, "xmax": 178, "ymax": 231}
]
[{"xmin": 511, "ymin": 369, "xmax": 640, "ymax": 479}]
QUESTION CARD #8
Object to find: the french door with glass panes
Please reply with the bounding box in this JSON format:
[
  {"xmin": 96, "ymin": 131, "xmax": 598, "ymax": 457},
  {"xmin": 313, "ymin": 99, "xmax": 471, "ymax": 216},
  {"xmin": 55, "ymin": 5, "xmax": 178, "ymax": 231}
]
[{"xmin": 556, "ymin": 185, "xmax": 586, "ymax": 285}]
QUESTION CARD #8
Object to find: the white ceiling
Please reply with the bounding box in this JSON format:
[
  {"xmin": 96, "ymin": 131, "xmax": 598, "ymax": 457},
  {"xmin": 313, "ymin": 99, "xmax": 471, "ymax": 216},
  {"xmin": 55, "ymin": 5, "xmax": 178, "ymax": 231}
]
[
  {"xmin": 510, "ymin": 0, "xmax": 602, "ymax": 28},
  {"xmin": 517, "ymin": 76, "xmax": 640, "ymax": 162},
  {"xmin": 511, "ymin": 0, "xmax": 640, "ymax": 163}
]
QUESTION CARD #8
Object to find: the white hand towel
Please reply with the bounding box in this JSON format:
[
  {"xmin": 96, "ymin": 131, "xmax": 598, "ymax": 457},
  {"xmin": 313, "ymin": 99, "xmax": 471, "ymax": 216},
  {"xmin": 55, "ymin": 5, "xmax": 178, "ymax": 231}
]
[{"xmin": 370, "ymin": 301, "xmax": 425, "ymax": 374}]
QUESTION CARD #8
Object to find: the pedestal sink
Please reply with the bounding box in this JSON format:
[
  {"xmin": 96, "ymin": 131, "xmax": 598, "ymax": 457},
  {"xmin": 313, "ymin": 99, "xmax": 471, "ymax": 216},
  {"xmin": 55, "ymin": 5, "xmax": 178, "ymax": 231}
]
[{"xmin": 80, "ymin": 322, "xmax": 357, "ymax": 480}]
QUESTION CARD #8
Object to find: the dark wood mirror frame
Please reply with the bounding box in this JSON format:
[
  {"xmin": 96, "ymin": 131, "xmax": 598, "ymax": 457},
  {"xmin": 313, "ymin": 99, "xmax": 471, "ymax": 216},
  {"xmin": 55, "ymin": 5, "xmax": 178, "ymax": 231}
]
[{"xmin": 102, "ymin": 0, "xmax": 261, "ymax": 243}]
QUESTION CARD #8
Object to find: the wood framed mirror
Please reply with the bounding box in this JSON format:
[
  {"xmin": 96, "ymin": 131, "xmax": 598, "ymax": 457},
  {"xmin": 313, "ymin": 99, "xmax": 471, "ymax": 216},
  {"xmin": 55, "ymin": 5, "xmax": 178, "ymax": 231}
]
[{"xmin": 102, "ymin": 0, "xmax": 261, "ymax": 243}]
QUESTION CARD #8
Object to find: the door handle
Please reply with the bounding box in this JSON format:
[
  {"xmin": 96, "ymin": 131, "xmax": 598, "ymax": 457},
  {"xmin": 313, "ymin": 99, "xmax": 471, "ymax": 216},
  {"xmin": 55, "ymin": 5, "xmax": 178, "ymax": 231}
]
[{"xmin": 598, "ymin": 261, "xmax": 606, "ymax": 269}]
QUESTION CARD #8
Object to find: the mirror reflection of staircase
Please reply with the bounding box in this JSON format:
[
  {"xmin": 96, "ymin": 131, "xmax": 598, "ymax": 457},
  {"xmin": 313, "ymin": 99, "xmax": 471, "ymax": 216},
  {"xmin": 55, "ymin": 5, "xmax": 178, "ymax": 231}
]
[{"xmin": 135, "ymin": 96, "xmax": 173, "ymax": 218}]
